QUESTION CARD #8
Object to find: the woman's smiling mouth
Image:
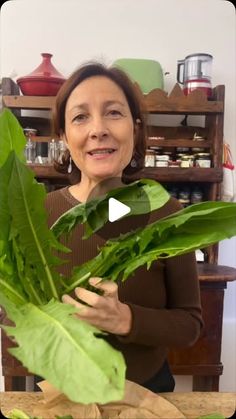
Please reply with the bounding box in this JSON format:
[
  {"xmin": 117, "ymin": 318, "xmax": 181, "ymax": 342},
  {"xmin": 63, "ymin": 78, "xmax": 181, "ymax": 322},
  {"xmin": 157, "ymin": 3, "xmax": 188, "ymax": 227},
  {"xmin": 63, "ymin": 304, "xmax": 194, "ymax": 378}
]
[{"xmin": 87, "ymin": 148, "xmax": 117, "ymax": 159}]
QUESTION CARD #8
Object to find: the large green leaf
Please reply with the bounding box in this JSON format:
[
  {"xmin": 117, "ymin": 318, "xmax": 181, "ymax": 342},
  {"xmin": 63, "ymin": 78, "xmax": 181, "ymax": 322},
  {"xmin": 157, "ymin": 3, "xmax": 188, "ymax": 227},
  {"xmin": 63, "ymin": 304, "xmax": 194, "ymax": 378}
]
[
  {"xmin": 7, "ymin": 152, "xmax": 70, "ymax": 302},
  {"xmin": 51, "ymin": 179, "xmax": 170, "ymax": 239},
  {"xmin": 66, "ymin": 201, "xmax": 236, "ymax": 291},
  {"xmin": 1, "ymin": 296, "xmax": 125, "ymax": 404},
  {"xmin": 0, "ymin": 108, "xmax": 26, "ymax": 168}
]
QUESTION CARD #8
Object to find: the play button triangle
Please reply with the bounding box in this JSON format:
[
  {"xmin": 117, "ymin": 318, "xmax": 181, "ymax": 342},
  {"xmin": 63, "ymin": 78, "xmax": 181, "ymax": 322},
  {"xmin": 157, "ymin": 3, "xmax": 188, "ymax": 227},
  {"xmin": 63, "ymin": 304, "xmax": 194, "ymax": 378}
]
[{"xmin": 108, "ymin": 197, "xmax": 131, "ymax": 222}]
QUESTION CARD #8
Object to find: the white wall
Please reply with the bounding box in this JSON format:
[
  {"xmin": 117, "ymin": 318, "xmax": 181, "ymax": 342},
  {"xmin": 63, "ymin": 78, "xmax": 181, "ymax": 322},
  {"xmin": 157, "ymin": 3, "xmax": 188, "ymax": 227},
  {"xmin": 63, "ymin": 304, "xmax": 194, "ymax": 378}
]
[{"xmin": 0, "ymin": 0, "xmax": 235, "ymax": 392}]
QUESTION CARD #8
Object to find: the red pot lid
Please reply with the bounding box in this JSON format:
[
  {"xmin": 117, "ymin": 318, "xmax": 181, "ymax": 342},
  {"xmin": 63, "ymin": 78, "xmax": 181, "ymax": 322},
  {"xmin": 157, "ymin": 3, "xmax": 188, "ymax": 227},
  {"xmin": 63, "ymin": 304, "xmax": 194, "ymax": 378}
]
[{"xmin": 17, "ymin": 53, "xmax": 66, "ymax": 82}]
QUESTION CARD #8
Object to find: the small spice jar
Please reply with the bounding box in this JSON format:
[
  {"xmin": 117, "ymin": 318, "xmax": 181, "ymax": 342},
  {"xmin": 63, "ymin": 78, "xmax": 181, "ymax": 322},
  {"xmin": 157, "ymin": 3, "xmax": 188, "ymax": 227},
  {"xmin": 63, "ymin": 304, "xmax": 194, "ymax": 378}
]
[
  {"xmin": 155, "ymin": 155, "xmax": 169, "ymax": 167},
  {"xmin": 180, "ymin": 155, "xmax": 194, "ymax": 168},
  {"xmin": 195, "ymin": 153, "xmax": 211, "ymax": 168},
  {"xmin": 145, "ymin": 150, "xmax": 156, "ymax": 167}
]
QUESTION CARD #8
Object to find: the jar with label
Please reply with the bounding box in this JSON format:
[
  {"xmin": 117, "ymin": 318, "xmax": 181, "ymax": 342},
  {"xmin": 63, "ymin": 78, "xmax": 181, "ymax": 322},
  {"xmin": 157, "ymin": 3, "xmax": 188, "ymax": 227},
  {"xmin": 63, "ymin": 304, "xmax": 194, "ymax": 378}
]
[
  {"xmin": 180, "ymin": 155, "xmax": 194, "ymax": 168},
  {"xmin": 195, "ymin": 153, "xmax": 211, "ymax": 168},
  {"xmin": 155, "ymin": 155, "xmax": 169, "ymax": 167},
  {"xmin": 145, "ymin": 150, "xmax": 155, "ymax": 167}
]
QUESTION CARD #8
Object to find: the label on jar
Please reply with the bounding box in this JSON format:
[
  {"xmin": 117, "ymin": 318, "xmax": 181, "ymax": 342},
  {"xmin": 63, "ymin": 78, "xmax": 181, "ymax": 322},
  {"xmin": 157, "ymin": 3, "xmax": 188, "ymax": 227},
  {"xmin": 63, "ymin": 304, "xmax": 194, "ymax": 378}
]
[
  {"xmin": 145, "ymin": 153, "xmax": 155, "ymax": 167},
  {"xmin": 155, "ymin": 160, "xmax": 169, "ymax": 167},
  {"xmin": 195, "ymin": 159, "xmax": 211, "ymax": 168}
]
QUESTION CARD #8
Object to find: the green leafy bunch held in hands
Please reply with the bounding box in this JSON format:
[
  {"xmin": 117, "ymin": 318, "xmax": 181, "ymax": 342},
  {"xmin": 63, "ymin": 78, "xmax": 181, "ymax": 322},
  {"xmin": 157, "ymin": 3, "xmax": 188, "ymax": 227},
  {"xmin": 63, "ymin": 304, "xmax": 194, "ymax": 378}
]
[{"xmin": 0, "ymin": 109, "xmax": 236, "ymax": 404}]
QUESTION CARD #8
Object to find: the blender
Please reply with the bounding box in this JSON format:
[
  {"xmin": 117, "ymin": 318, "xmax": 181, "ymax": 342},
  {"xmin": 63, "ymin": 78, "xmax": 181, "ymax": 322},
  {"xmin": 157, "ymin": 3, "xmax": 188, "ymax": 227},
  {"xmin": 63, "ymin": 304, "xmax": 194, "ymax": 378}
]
[{"xmin": 177, "ymin": 53, "xmax": 213, "ymax": 98}]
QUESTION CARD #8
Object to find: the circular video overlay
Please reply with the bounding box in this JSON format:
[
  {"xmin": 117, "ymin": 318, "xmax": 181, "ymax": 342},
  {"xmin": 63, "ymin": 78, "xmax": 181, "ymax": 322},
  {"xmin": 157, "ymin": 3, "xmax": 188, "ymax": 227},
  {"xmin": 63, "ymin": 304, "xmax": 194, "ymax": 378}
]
[{"xmin": 85, "ymin": 177, "xmax": 151, "ymax": 241}]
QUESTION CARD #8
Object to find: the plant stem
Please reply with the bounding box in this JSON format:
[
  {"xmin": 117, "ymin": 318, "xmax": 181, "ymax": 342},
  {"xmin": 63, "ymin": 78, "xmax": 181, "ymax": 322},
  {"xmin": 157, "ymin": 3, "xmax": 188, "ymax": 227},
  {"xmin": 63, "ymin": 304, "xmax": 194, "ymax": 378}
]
[
  {"xmin": 64, "ymin": 272, "xmax": 91, "ymax": 294},
  {"xmin": 0, "ymin": 278, "xmax": 27, "ymax": 305}
]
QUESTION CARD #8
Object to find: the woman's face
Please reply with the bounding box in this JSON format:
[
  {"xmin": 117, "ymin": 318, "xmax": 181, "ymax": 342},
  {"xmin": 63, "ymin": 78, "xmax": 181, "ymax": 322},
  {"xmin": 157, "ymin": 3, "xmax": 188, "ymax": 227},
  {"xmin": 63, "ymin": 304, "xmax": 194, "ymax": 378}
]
[{"xmin": 62, "ymin": 76, "xmax": 135, "ymax": 183}]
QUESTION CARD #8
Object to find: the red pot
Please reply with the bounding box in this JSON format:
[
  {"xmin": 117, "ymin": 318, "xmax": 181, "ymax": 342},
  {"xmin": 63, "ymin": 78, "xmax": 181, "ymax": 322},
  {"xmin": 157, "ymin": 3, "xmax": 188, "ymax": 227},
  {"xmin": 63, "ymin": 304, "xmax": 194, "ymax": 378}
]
[{"xmin": 17, "ymin": 53, "xmax": 66, "ymax": 96}]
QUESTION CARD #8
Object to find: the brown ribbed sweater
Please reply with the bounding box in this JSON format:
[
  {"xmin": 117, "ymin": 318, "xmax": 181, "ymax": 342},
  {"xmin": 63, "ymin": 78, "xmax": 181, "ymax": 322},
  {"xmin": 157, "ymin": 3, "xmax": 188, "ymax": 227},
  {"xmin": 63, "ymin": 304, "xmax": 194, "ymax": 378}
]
[{"xmin": 45, "ymin": 186, "xmax": 203, "ymax": 384}]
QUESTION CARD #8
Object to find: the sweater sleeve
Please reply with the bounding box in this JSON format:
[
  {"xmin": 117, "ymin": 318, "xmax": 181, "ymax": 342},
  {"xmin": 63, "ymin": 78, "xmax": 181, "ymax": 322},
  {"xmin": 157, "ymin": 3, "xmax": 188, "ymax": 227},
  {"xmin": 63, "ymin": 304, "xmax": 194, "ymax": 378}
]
[
  {"xmin": 117, "ymin": 196, "xmax": 204, "ymax": 348},
  {"xmin": 118, "ymin": 251, "xmax": 203, "ymax": 348}
]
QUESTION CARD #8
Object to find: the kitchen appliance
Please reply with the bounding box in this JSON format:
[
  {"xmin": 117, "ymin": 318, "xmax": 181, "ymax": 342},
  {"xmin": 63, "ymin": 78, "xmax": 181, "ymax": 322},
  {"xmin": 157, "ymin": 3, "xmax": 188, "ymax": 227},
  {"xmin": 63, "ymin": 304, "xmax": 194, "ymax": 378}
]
[
  {"xmin": 177, "ymin": 53, "xmax": 213, "ymax": 98},
  {"xmin": 113, "ymin": 58, "xmax": 164, "ymax": 93},
  {"xmin": 17, "ymin": 53, "xmax": 66, "ymax": 96}
]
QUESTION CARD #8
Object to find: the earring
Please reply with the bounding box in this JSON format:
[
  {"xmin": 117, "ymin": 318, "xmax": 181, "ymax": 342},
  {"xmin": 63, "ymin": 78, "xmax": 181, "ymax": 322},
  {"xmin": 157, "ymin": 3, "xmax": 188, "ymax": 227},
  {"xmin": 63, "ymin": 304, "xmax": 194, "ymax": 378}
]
[
  {"xmin": 68, "ymin": 156, "xmax": 72, "ymax": 173},
  {"xmin": 130, "ymin": 157, "xmax": 137, "ymax": 168}
]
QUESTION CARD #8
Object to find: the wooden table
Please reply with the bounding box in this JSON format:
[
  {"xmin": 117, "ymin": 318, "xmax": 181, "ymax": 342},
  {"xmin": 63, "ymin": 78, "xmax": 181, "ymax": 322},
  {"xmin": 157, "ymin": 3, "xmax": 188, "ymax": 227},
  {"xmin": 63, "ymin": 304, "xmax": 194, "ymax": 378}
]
[{"xmin": 0, "ymin": 391, "xmax": 235, "ymax": 418}]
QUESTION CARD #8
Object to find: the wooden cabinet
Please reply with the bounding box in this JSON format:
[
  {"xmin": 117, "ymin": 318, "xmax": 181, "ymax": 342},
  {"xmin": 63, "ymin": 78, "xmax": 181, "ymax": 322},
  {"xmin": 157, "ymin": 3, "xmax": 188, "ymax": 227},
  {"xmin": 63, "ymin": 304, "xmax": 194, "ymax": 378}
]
[{"xmin": 2, "ymin": 79, "xmax": 236, "ymax": 392}]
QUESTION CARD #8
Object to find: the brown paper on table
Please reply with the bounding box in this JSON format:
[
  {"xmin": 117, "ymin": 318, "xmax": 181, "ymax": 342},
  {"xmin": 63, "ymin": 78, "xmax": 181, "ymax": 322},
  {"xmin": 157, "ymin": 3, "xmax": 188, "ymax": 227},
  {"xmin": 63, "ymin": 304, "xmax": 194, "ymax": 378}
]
[{"xmin": 33, "ymin": 380, "xmax": 185, "ymax": 418}]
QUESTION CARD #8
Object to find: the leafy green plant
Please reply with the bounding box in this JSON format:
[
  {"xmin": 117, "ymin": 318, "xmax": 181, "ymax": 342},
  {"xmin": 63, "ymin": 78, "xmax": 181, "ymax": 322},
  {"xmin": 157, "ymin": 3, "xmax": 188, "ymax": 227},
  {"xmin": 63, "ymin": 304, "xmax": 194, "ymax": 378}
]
[{"xmin": 0, "ymin": 109, "xmax": 236, "ymax": 405}]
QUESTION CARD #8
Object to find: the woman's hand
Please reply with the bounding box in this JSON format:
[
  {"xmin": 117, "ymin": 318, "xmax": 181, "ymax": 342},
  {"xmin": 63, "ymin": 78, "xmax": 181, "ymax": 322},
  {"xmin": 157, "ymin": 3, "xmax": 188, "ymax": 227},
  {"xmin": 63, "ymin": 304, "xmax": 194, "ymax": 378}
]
[{"xmin": 62, "ymin": 277, "xmax": 132, "ymax": 335}]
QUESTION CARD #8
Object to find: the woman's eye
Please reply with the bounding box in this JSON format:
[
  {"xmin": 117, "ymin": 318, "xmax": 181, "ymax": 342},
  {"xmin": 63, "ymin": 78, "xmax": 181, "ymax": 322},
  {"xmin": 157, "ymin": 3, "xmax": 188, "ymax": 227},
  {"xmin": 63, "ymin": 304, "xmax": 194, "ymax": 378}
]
[
  {"xmin": 107, "ymin": 109, "xmax": 122, "ymax": 117},
  {"xmin": 72, "ymin": 114, "xmax": 87, "ymax": 123}
]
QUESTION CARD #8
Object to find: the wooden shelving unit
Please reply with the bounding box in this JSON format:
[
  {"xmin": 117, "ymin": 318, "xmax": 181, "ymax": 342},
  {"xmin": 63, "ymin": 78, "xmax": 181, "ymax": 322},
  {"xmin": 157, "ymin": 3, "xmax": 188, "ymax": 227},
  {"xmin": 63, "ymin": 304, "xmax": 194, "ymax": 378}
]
[{"xmin": 3, "ymin": 77, "xmax": 235, "ymax": 393}]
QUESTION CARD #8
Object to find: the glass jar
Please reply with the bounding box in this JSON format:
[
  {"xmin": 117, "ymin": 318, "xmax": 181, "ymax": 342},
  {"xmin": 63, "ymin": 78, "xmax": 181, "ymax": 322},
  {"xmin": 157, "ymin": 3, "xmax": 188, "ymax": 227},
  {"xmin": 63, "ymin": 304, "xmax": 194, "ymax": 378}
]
[
  {"xmin": 180, "ymin": 155, "xmax": 194, "ymax": 168},
  {"xmin": 145, "ymin": 150, "xmax": 156, "ymax": 167},
  {"xmin": 48, "ymin": 139, "xmax": 59, "ymax": 163},
  {"xmin": 155, "ymin": 155, "xmax": 169, "ymax": 167},
  {"xmin": 195, "ymin": 153, "xmax": 211, "ymax": 168},
  {"xmin": 25, "ymin": 138, "xmax": 36, "ymax": 163},
  {"xmin": 58, "ymin": 140, "xmax": 67, "ymax": 164}
]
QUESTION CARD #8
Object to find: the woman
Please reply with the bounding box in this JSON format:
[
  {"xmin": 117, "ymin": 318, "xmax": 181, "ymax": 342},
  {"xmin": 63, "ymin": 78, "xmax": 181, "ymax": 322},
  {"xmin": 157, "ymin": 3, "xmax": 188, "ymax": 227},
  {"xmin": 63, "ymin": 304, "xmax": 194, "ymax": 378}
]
[{"xmin": 45, "ymin": 62, "xmax": 203, "ymax": 393}]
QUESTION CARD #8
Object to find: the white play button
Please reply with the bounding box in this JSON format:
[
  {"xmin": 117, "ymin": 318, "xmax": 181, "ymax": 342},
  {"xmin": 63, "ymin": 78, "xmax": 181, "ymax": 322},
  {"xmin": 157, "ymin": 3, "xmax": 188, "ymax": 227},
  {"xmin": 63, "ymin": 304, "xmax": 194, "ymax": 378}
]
[{"xmin": 108, "ymin": 197, "xmax": 131, "ymax": 222}]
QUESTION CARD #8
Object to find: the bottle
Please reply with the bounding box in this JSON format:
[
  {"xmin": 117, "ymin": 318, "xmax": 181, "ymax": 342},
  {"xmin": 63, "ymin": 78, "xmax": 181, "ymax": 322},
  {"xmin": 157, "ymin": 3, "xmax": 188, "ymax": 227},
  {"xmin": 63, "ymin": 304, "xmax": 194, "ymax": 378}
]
[
  {"xmin": 58, "ymin": 140, "xmax": 67, "ymax": 164},
  {"xmin": 25, "ymin": 138, "xmax": 36, "ymax": 163},
  {"xmin": 48, "ymin": 139, "xmax": 59, "ymax": 163}
]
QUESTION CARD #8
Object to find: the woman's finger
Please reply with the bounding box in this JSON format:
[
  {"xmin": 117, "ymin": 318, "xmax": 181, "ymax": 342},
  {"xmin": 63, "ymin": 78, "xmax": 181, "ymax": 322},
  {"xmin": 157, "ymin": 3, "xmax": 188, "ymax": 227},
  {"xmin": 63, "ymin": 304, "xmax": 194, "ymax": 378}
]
[
  {"xmin": 75, "ymin": 287, "xmax": 101, "ymax": 306},
  {"xmin": 62, "ymin": 294, "xmax": 86, "ymax": 312},
  {"xmin": 89, "ymin": 278, "xmax": 118, "ymax": 297}
]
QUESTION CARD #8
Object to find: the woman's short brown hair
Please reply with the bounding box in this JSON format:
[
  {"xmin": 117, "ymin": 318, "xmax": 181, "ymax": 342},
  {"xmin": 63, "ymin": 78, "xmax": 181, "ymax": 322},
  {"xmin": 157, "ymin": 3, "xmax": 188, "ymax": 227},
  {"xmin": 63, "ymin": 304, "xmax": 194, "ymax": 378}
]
[{"xmin": 52, "ymin": 61, "xmax": 147, "ymax": 183}]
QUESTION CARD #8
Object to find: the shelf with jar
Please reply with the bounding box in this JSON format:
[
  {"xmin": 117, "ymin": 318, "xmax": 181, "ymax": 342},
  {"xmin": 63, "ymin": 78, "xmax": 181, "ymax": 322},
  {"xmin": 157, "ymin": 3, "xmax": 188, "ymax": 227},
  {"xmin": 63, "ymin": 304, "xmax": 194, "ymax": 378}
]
[{"xmin": 2, "ymin": 79, "xmax": 225, "ymax": 185}]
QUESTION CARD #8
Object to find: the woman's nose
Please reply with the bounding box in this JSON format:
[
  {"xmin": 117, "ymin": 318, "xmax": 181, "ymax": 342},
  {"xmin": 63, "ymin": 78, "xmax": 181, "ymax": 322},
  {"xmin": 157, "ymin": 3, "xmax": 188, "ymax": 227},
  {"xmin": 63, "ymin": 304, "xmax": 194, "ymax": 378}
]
[{"xmin": 89, "ymin": 116, "xmax": 109, "ymax": 139}]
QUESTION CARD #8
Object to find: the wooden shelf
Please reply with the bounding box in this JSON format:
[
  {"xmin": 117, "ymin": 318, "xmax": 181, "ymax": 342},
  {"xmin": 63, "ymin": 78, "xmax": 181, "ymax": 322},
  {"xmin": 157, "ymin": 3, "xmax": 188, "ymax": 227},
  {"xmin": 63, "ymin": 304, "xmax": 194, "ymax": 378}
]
[
  {"xmin": 29, "ymin": 165, "xmax": 223, "ymax": 183},
  {"xmin": 2, "ymin": 95, "xmax": 55, "ymax": 110},
  {"xmin": 147, "ymin": 138, "xmax": 212, "ymax": 148},
  {"xmin": 3, "ymin": 84, "xmax": 224, "ymax": 114},
  {"xmin": 28, "ymin": 164, "xmax": 68, "ymax": 179},
  {"xmin": 135, "ymin": 167, "xmax": 223, "ymax": 183},
  {"xmin": 30, "ymin": 136, "xmax": 58, "ymax": 142},
  {"xmin": 197, "ymin": 263, "xmax": 236, "ymax": 283},
  {"xmin": 137, "ymin": 83, "xmax": 224, "ymax": 114}
]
